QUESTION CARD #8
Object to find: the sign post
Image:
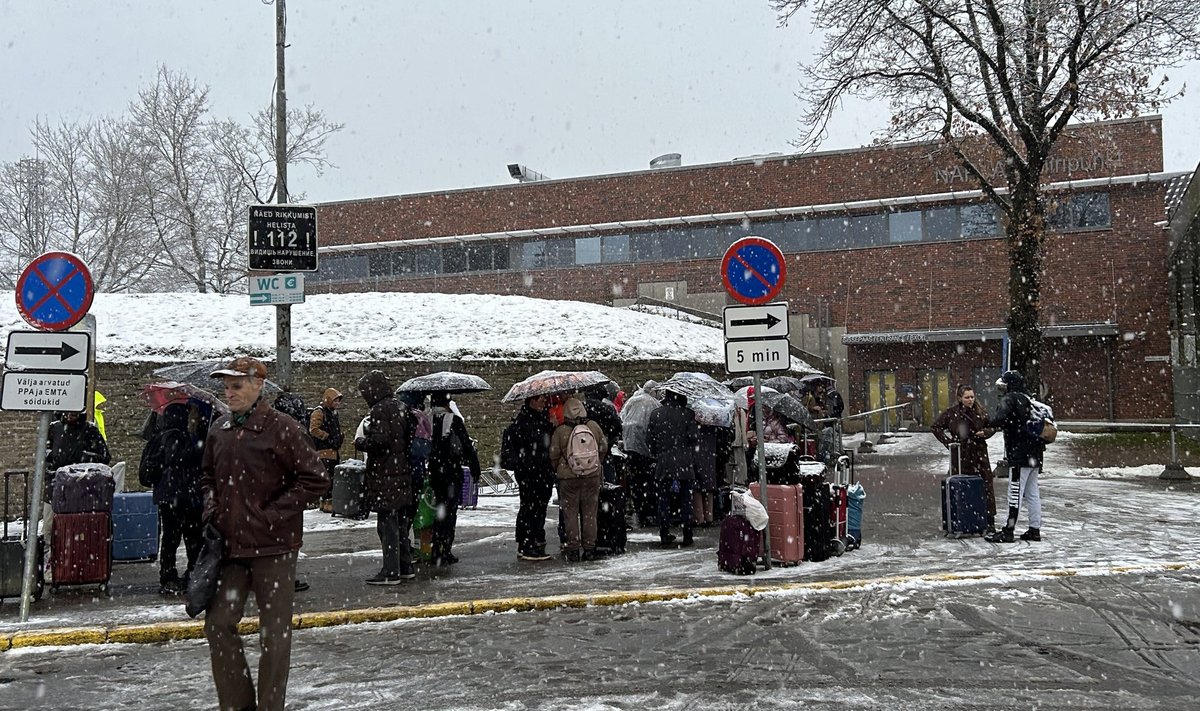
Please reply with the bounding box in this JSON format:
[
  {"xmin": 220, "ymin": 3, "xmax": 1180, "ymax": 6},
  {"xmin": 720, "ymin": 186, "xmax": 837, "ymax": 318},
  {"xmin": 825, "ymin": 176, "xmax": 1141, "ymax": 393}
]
[
  {"xmin": 8, "ymin": 252, "xmax": 96, "ymax": 623},
  {"xmin": 721, "ymin": 236, "xmax": 791, "ymax": 570},
  {"xmin": 248, "ymin": 202, "xmax": 317, "ymax": 389}
]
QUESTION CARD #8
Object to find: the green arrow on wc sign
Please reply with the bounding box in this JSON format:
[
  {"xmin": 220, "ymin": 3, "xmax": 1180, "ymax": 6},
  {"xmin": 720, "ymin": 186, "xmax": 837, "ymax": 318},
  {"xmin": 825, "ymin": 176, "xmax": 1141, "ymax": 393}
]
[{"xmin": 248, "ymin": 273, "xmax": 305, "ymax": 307}]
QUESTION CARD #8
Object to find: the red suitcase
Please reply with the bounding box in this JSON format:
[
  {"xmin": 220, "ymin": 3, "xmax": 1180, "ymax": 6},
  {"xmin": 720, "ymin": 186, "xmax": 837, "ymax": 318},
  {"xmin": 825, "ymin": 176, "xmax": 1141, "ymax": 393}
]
[
  {"xmin": 51, "ymin": 511, "xmax": 112, "ymax": 592},
  {"xmin": 749, "ymin": 483, "xmax": 804, "ymax": 566},
  {"xmin": 829, "ymin": 455, "xmax": 851, "ymax": 556}
]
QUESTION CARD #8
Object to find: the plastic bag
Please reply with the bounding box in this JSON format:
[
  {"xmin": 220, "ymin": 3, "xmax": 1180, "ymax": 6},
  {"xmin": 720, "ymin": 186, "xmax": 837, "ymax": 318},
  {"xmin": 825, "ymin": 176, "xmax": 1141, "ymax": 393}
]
[
  {"xmin": 413, "ymin": 482, "xmax": 437, "ymax": 531},
  {"xmin": 732, "ymin": 489, "xmax": 769, "ymax": 531}
]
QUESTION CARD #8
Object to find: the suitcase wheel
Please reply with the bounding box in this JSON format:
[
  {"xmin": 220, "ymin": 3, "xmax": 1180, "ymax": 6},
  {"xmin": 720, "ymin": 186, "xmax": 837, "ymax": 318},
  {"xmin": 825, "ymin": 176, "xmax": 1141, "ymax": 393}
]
[{"xmin": 830, "ymin": 538, "xmax": 846, "ymax": 557}]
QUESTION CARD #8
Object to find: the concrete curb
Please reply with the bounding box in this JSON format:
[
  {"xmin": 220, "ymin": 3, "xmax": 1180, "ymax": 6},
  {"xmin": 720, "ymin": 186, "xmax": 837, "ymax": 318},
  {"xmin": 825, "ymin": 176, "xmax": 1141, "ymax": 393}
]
[{"xmin": 3, "ymin": 560, "xmax": 1195, "ymax": 652}]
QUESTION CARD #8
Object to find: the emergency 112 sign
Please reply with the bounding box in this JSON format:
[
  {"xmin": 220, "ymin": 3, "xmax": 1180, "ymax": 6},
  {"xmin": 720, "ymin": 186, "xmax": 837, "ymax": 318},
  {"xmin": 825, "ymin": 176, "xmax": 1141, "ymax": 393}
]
[{"xmin": 248, "ymin": 204, "xmax": 318, "ymax": 272}]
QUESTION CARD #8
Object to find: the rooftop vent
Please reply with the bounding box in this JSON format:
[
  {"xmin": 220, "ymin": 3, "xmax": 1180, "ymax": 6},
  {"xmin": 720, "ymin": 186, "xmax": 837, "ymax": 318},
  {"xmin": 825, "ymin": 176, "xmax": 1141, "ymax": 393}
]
[{"xmin": 649, "ymin": 153, "xmax": 682, "ymax": 169}]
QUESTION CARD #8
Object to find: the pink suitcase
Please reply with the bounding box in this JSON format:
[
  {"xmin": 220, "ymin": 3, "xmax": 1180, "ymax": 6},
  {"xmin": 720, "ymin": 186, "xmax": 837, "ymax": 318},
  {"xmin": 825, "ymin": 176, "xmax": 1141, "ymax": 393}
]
[{"xmin": 749, "ymin": 483, "xmax": 804, "ymax": 566}]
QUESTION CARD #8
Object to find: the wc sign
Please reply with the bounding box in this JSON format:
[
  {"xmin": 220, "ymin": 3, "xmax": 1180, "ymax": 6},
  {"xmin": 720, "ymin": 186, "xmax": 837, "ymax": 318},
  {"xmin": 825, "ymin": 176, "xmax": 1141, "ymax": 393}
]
[{"xmin": 249, "ymin": 273, "xmax": 305, "ymax": 306}]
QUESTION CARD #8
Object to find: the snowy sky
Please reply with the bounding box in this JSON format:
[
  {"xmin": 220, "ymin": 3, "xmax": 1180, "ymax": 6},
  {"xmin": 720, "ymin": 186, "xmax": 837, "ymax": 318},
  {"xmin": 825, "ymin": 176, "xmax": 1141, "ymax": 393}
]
[{"xmin": 1, "ymin": 1, "xmax": 1197, "ymax": 204}]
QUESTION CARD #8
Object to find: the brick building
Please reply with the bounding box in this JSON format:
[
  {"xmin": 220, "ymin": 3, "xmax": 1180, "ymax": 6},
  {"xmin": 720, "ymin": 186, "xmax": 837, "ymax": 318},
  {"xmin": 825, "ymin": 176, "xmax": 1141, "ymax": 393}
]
[{"xmin": 312, "ymin": 116, "xmax": 1188, "ymax": 423}]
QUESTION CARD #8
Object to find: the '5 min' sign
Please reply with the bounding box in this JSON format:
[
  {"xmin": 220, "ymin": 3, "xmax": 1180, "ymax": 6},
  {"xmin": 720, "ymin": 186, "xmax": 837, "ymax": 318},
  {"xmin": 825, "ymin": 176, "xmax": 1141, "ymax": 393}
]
[{"xmin": 248, "ymin": 204, "xmax": 319, "ymax": 272}]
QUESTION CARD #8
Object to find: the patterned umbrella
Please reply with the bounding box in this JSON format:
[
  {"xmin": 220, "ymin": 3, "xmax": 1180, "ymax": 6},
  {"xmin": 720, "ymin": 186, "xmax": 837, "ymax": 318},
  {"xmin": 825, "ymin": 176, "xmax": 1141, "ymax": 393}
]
[
  {"xmin": 501, "ymin": 370, "xmax": 611, "ymax": 403},
  {"xmin": 153, "ymin": 361, "xmax": 282, "ymax": 395},
  {"xmin": 396, "ymin": 371, "xmax": 491, "ymax": 394}
]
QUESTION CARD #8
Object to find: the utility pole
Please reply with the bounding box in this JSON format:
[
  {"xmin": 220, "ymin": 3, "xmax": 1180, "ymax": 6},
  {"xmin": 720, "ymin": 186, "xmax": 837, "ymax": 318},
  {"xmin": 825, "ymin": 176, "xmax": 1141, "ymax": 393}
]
[{"xmin": 274, "ymin": 0, "xmax": 292, "ymax": 388}]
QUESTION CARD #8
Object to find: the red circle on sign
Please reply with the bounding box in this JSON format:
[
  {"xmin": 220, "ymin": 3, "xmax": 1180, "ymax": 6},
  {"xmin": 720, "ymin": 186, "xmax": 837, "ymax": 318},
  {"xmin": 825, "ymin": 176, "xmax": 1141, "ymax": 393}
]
[
  {"xmin": 720, "ymin": 236, "xmax": 787, "ymax": 305},
  {"xmin": 15, "ymin": 252, "xmax": 95, "ymax": 331}
]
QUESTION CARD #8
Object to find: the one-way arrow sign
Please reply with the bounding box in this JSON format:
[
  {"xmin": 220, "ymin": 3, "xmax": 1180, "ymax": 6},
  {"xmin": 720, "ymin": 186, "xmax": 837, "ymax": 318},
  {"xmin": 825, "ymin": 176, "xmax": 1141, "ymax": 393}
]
[
  {"xmin": 4, "ymin": 331, "xmax": 91, "ymax": 373},
  {"xmin": 723, "ymin": 303, "xmax": 790, "ymax": 341},
  {"xmin": 15, "ymin": 342, "xmax": 81, "ymax": 361}
]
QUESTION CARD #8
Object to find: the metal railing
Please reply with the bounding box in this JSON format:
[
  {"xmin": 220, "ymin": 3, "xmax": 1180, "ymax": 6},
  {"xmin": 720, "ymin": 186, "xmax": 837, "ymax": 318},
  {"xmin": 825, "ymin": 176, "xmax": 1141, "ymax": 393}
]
[
  {"xmin": 1055, "ymin": 420, "xmax": 1197, "ymax": 480},
  {"xmin": 814, "ymin": 402, "xmax": 915, "ymax": 453}
]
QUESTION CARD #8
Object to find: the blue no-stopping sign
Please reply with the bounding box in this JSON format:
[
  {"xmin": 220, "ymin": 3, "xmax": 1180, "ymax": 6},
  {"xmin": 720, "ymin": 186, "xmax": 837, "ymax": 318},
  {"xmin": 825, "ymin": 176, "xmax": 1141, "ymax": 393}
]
[
  {"xmin": 15, "ymin": 252, "xmax": 95, "ymax": 331},
  {"xmin": 721, "ymin": 237, "xmax": 787, "ymax": 305}
]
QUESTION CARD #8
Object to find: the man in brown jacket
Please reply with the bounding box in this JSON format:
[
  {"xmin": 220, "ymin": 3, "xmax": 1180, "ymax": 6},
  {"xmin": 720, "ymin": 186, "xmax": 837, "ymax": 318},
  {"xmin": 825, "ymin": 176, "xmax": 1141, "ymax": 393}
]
[
  {"xmin": 309, "ymin": 387, "xmax": 344, "ymax": 513},
  {"xmin": 201, "ymin": 356, "xmax": 327, "ymax": 711}
]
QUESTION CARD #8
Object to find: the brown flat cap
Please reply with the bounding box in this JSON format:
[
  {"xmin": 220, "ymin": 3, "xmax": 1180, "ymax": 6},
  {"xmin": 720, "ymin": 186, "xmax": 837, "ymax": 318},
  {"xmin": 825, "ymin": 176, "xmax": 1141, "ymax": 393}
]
[{"xmin": 210, "ymin": 356, "xmax": 268, "ymax": 379}]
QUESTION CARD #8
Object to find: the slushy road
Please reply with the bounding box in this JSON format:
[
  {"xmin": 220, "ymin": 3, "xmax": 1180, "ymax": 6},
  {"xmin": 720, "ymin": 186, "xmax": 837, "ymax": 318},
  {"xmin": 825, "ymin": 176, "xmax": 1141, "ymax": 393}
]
[{"xmin": 3, "ymin": 567, "xmax": 1197, "ymax": 710}]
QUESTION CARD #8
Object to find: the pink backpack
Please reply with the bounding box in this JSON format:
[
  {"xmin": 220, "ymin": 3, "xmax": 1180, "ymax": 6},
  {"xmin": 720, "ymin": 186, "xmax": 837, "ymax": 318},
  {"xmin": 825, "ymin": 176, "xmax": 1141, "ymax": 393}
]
[{"xmin": 566, "ymin": 423, "xmax": 601, "ymax": 476}]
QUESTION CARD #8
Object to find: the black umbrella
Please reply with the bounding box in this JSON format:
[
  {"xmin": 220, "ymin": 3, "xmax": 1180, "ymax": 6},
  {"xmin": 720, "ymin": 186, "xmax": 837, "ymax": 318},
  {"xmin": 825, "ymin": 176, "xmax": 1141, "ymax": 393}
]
[
  {"xmin": 758, "ymin": 390, "xmax": 816, "ymax": 430},
  {"xmin": 762, "ymin": 375, "xmax": 807, "ymax": 395},
  {"xmin": 153, "ymin": 361, "xmax": 283, "ymax": 395}
]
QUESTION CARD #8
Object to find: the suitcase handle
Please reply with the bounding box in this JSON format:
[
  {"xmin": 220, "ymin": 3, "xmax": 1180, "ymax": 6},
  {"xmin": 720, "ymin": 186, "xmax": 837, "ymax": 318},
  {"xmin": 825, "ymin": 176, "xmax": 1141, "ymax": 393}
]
[{"xmin": 948, "ymin": 442, "xmax": 961, "ymax": 475}]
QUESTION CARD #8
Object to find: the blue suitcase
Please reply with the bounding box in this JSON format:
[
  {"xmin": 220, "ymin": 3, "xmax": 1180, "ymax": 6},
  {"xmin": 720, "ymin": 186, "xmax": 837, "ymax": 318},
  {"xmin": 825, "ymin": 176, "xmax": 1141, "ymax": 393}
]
[
  {"xmin": 112, "ymin": 492, "xmax": 159, "ymax": 561},
  {"xmin": 941, "ymin": 475, "xmax": 987, "ymax": 537}
]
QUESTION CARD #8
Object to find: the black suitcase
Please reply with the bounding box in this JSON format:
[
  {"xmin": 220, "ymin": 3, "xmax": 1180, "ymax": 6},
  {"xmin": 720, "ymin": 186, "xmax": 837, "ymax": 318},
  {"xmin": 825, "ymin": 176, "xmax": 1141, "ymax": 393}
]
[
  {"xmin": 1, "ymin": 470, "xmax": 44, "ymax": 603},
  {"xmin": 596, "ymin": 482, "xmax": 627, "ymax": 554},
  {"xmin": 800, "ymin": 474, "xmax": 832, "ymax": 562}
]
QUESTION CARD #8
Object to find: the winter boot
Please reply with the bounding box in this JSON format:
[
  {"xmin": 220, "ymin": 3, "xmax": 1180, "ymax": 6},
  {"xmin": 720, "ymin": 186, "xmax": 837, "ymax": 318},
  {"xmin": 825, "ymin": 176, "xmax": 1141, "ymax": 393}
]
[
  {"xmin": 659, "ymin": 529, "xmax": 677, "ymax": 548},
  {"xmin": 984, "ymin": 527, "xmax": 1015, "ymax": 543},
  {"xmin": 1020, "ymin": 528, "xmax": 1041, "ymax": 542}
]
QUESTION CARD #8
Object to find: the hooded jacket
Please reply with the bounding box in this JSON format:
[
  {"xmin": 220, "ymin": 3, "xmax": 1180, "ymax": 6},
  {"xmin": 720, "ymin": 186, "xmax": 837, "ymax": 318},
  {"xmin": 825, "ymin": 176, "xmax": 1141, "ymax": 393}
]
[
  {"xmin": 140, "ymin": 403, "xmax": 204, "ymax": 509},
  {"xmin": 988, "ymin": 370, "xmax": 1044, "ymax": 469},
  {"xmin": 201, "ymin": 398, "xmax": 327, "ymax": 559},
  {"xmin": 646, "ymin": 391, "xmax": 697, "ymax": 481},
  {"xmin": 308, "ymin": 387, "xmax": 344, "ymax": 460},
  {"xmin": 355, "ymin": 370, "xmax": 412, "ymax": 511},
  {"xmin": 501, "ymin": 400, "xmax": 555, "ymax": 482},
  {"xmin": 549, "ymin": 398, "xmax": 608, "ymax": 480}
]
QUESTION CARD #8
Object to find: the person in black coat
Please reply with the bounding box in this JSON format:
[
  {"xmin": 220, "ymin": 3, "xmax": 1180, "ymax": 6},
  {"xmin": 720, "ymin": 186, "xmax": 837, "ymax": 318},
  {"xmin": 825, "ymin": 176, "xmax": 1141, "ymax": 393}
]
[
  {"xmin": 501, "ymin": 395, "xmax": 556, "ymax": 561},
  {"xmin": 45, "ymin": 411, "xmax": 111, "ymax": 473},
  {"xmin": 139, "ymin": 403, "xmax": 205, "ymax": 594},
  {"xmin": 583, "ymin": 385, "xmax": 624, "ymax": 485},
  {"xmin": 427, "ymin": 392, "xmax": 482, "ymax": 567},
  {"xmin": 356, "ymin": 370, "xmax": 415, "ymax": 584},
  {"xmin": 646, "ymin": 390, "xmax": 697, "ymax": 548},
  {"xmin": 985, "ymin": 370, "xmax": 1046, "ymax": 543}
]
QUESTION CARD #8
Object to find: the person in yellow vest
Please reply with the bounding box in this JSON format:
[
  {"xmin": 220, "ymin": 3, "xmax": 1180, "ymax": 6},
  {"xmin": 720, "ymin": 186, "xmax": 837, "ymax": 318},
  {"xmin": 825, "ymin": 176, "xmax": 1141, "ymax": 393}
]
[{"xmin": 91, "ymin": 391, "xmax": 107, "ymax": 441}]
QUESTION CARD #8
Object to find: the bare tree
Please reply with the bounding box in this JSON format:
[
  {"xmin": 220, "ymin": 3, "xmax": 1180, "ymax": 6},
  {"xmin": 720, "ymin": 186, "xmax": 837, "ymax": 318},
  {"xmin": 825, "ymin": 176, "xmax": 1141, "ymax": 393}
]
[
  {"xmin": 211, "ymin": 103, "xmax": 343, "ymax": 205},
  {"xmin": 0, "ymin": 158, "xmax": 52, "ymax": 289},
  {"xmin": 773, "ymin": 0, "xmax": 1200, "ymax": 389},
  {"xmin": 28, "ymin": 119, "xmax": 160, "ymax": 292}
]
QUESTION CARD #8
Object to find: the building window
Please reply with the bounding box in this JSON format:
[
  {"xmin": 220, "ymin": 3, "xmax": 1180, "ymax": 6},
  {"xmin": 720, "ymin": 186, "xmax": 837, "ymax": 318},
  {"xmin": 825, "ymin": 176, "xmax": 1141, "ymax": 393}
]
[
  {"xmin": 545, "ymin": 238, "xmax": 575, "ymax": 267},
  {"xmin": 687, "ymin": 226, "xmax": 722, "ymax": 258},
  {"xmin": 889, "ymin": 211, "xmax": 922, "ymax": 243},
  {"xmin": 923, "ymin": 207, "xmax": 959, "ymax": 241},
  {"xmin": 492, "ymin": 243, "xmax": 511, "ymax": 270},
  {"xmin": 441, "ymin": 244, "xmax": 468, "ymax": 273},
  {"xmin": 960, "ymin": 203, "xmax": 1000, "ymax": 237},
  {"xmin": 367, "ymin": 252, "xmax": 391, "ymax": 277},
  {"xmin": 392, "ymin": 250, "xmax": 416, "ymax": 276},
  {"xmin": 601, "ymin": 234, "xmax": 630, "ymax": 263},
  {"xmin": 467, "ymin": 244, "xmax": 497, "ymax": 271},
  {"xmin": 816, "ymin": 217, "xmax": 850, "ymax": 250},
  {"xmin": 1047, "ymin": 192, "xmax": 1111, "ymax": 231},
  {"xmin": 414, "ymin": 248, "xmax": 440, "ymax": 275},
  {"xmin": 521, "ymin": 241, "xmax": 547, "ymax": 269},
  {"xmin": 631, "ymin": 233, "xmax": 661, "ymax": 260},
  {"xmin": 575, "ymin": 236, "xmax": 602, "ymax": 265},
  {"xmin": 849, "ymin": 214, "xmax": 887, "ymax": 247}
]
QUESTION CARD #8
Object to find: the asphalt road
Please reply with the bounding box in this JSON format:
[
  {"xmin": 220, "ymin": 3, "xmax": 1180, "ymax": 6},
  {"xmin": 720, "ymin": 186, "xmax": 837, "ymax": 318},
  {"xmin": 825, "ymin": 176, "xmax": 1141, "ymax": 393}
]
[{"xmin": 2, "ymin": 567, "xmax": 1197, "ymax": 710}]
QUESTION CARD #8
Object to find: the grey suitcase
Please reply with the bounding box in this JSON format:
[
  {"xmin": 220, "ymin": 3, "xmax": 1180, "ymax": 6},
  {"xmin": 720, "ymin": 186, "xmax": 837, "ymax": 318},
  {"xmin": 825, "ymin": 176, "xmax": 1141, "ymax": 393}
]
[
  {"xmin": 1, "ymin": 470, "xmax": 44, "ymax": 603},
  {"xmin": 332, "ymin": 459, "xmax": 368, "ymax": 519}
]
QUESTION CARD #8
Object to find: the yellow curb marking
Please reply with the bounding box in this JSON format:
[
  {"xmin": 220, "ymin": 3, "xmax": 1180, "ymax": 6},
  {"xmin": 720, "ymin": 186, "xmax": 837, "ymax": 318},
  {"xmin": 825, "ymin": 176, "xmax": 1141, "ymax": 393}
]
[{"xmin": 3, "ymin": 559, "xmax": 1196, "ymax": 652}]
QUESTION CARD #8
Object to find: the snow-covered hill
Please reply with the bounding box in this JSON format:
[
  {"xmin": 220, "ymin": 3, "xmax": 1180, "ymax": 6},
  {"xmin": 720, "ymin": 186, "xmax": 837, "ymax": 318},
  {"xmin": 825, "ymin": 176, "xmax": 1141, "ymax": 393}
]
[{"xmin": 0, "ymin": 291, "xmax": 780, "ymax": 365}]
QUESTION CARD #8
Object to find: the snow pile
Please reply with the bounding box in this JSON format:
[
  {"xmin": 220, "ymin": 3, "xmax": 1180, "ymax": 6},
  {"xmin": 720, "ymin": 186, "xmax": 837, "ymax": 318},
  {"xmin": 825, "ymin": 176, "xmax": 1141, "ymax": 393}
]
[{"xmin": 0, "ymin": 291, "xmax": 769, "ymax": 365}]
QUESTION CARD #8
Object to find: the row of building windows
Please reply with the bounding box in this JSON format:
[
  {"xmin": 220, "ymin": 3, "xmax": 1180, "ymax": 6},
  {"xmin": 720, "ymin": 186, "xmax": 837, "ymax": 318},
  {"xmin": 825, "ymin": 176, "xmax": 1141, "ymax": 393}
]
[{"xmin": 312, "ymin": 193, "xmax": 1111, "ymax": 283}]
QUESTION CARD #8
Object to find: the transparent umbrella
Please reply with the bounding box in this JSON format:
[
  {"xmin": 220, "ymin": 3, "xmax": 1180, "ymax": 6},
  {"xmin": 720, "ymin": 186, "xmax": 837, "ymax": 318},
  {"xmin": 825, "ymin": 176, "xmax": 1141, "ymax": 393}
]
[
  {"xmin": 153, "ymin": 361, "xmax": 282, "ymax": 395},
  {"xmin": 396, "ymin": 371, "xmax": 491, "ymax": 394}
]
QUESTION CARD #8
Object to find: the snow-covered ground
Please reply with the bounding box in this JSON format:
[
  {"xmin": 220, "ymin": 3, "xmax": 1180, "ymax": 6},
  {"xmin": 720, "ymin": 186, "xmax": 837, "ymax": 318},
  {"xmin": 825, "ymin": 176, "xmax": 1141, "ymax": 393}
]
[{"xmin": 0, "ymin": 291, "xmax": 770, "ymax": 365}]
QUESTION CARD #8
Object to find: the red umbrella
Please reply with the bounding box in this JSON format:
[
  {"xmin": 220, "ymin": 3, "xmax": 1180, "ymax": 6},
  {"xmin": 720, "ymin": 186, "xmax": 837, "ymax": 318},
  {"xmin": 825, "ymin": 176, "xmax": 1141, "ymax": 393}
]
[{"xmin": 139, "ymin": 381, "xmax": 230, "ymax": 416}]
